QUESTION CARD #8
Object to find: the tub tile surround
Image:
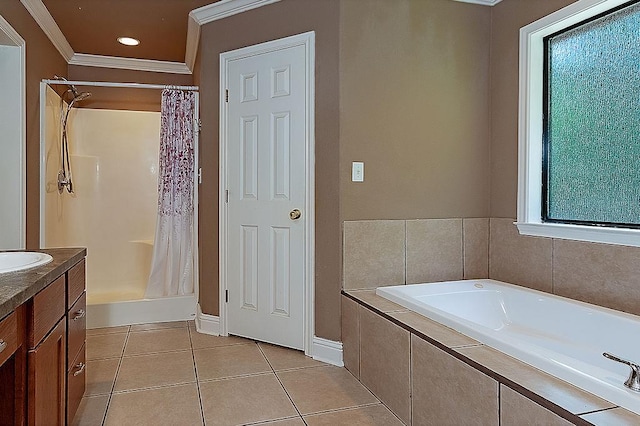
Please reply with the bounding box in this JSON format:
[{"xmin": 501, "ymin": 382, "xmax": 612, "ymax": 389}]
[
  {"xmin": 489, "ymin": 218, "xmax": 554, "ymax": 293},
  {"xmin": 412, "ymin": 335, "xmax": 499, "ymax": 425},
  {"xmin": 406, "ymin": 218, "xmax": 463, "ymax": 283},
  {"xmin": 343, "ymin": 220, "xmax": 406, "ymax": 289},
  {"xmin": 463, "ymin": 217, "xmax": 490, "ymax": 278},
  {"xmin": 500, "ymin": 385, "xmax": 575, "ymax": 426},
  {"xmin": 490, "ymin": 218, "xmax": 640, "ymax": 318},
  {"xmin": 343, "ymin": 218, "xmax": 489, "ymax": 290},
  {"xmin": 343, "ymin": 217, "xmax": 640, "ymax": 318},
  {"xmin": 341, "ymin": 291, "xmax": 640, "ymax": 425},
  {"xmin": 359, "ymin": 307, "xmax": 411, "ymax": 424}
]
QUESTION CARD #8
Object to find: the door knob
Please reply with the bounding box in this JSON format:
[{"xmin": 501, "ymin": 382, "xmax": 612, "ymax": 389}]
[{"xmin": 289, "ymin": 209, "xmax": 302, "ymax": 220}]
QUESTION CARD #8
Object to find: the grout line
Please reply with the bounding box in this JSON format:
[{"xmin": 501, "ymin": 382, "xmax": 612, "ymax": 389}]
[
  {"xmin": 197, "ymin": 371, "xmax": 274, "ymax": 384},
  {"xmin": 101, "ymin": 326, "xmax": 130, "ymax": 426},
  {"xmin": 110, "ymin": 381, "xmax": 199, "ymax": 395},
  {"xmin": 462, "ymin": 219, "xmax": 466, "ymax": 279},
  {"xmin": 257, "ymin": 343, "xmax": 306, "ymax": 421},
  {"xmin": 188, "ymin": 327, "xmax": 207, "ymax": 425},
  {"xmin": 302, "ymin": 401, "xmax": 382, "ymax": 417}
]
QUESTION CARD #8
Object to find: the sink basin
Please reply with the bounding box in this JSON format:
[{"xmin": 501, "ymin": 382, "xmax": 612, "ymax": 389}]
[{"xmin": 0, "ymin": 252, "xmax": 53, "ymax": 274}]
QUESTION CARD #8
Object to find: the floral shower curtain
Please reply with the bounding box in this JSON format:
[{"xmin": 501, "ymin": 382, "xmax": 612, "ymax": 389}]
[{"xmin": 145, "ymin": 89, "xmax": 196, "ymax": 298}]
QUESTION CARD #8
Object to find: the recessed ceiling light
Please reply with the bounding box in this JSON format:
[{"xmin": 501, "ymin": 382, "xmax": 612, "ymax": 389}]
[{"xmin": 117, "ymin": 37, "xmax": 140, "ymax": 46}]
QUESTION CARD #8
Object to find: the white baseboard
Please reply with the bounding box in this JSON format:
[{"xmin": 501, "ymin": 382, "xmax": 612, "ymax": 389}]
[
  {"xmin": 312, "ymin": 336, "xmax": 343, "ymax": 367},
  {"xmin": 195, "ymin": 304, "xmax": 220, "ymax": 335}
]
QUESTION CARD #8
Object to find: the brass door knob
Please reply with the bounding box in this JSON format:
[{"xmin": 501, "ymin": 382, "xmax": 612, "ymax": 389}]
[{"xmin": 289, "ymin": 209, "xmax": 302, "ymax": 220}]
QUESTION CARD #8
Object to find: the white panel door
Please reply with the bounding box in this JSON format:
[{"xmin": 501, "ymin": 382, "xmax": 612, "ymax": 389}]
[{"xmin": 226, "ymin": 43, "xmax": 307, "ymax": 350}]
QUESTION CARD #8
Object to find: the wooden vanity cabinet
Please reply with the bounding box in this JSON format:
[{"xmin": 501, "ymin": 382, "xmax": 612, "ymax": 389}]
[
  {"xmin": 24, "ymin": 258, "xmax": 87, "ymax": 426},
  {"xmin": 66, "ymin": 260, "xmax": 86, "ymax": 424},
  {"xmin": 27, "ymin": 275, "xmax": 66, "ymax": 426},
  {"xmin": 0, "ymin": 306, "xmax": 26, "ymax": 425}
]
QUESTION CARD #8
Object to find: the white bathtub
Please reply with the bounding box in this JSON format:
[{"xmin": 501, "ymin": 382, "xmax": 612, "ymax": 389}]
[{"xmin": 376, "ymin": 279, "xmax": 640, "ymax": 415}]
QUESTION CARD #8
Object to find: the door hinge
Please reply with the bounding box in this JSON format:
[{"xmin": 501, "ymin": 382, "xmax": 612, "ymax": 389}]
[
  {"xmin": 225, "ymin": 189, "xmax": 229, "ymax": 203},
  {"xmin": 197, "ymin": 118, "xmax": 202, "ymax": 132},
  {"xmin": 198, "ymin": 168, "xmax": 202, "ymax": 184},
  {"xmin": 225, "ymin": 89, "xmax": 229, "ymax": 103},
  {"xmin": 225, "ymin": 290, "xmax": 229, "ymax": 303}
]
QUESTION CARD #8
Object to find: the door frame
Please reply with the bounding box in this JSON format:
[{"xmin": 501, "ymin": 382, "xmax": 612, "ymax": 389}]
[
  {"xmin": 0, "ymin": 15, "xmax": 26, "ymax": 249},
  {"xmin": 219, "ymin": 31, "xmax": 315, "ymax": 355}
]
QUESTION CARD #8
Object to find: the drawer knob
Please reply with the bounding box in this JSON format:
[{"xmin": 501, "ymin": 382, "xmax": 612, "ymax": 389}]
[
  {"xmin": 0, "ymin": 339, "xmax": 6, "ymax": 353},
  {"xmin": 73, "ymin": 362, "xmax": 86, "ymax": 377},
  {"xmin": 73, "ymin": 309, "xmax": 86, "ymax": 321}
]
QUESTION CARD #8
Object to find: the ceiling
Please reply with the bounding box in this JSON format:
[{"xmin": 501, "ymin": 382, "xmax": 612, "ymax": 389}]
[
  {"xmin": 42, "ymin": 0, "xmax": 216, "ymax": 63},
  {"xmin": 24, "ymin": 0, "xmax": 500, "ymax": 75},
  {"xmin": 23, "ymin": 0, "xmax": 283, "ymax": 73}
]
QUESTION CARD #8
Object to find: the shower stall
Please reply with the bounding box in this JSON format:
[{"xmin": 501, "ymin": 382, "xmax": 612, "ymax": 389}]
[{"xmin": 39, "ymin": 80, "xmax": 199, "ymax": 328}]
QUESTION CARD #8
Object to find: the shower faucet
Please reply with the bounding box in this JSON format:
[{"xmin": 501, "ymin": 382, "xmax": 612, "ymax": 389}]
[
  {"xmin": 57, "ymin": 170, "xmax": 73, "ymax": 194},
  {"xmin": 603, "ymin": 352, "xmax": 640, "ymax": 392}
]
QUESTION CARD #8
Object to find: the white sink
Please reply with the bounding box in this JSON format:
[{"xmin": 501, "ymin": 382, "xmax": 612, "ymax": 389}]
[{"xmin": 0, "ymin": 252, "xmax": 53, "ymax": 274}]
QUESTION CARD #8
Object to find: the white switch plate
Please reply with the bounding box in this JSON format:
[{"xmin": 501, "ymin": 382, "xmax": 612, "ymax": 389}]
[{"xmin": 352, "ymin": 162, "xmax": 364, "ymax": 182}]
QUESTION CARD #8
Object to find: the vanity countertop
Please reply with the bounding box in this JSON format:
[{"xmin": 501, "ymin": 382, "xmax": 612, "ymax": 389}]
[{"xmin": 0, "ymin": 248, "xmax": 87, "ymax": 319}]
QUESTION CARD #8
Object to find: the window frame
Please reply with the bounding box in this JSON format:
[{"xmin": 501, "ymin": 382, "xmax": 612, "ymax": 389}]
[{"xmin": 517, "ymin": 0, "xmax": 640, "ymax": 247}]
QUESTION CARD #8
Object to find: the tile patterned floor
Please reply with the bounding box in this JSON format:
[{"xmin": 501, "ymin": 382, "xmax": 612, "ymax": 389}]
[{"xmin": 73, "ymin": 321, "xmax": 404, "ymax": 426}]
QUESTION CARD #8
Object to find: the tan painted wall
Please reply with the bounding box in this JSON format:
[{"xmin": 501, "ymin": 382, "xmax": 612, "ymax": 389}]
[
  {"xmin": 340, "ymin": 0, "xmax": 491, "ymax": 220},
  {"xmin": 196, "ymin": 0, "xmax": 341, "ymax": 340},
  {"xmin": 197, "ymin": 0, "xmax": 492, "ymax": 340},
  {"xmin": 0, "ymin": 0, "xmax": 68, "ymax": 248},
  {"xmin": 490, "ymin": 0, "xmax": 577, "ymax": 217}
]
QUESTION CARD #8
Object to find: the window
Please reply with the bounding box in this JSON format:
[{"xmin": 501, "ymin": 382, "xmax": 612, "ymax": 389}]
[{"xmin": 517, "ymin": 0, "xmax": 640, "ymax": 247}]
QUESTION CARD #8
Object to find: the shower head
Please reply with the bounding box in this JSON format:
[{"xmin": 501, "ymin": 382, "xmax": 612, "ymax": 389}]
[
  {"xmin": 74, "ymin": 92, "xmax": 92, "ymax": 102},
  {"xmin": 68, "ymin": 92, "xmax": 92, "ymax": 109}
]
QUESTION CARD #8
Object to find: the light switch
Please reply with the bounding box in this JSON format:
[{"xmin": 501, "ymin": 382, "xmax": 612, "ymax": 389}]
[{"xmin": 352, "ymin": 162, "xmax": 364, "ymax": 182}]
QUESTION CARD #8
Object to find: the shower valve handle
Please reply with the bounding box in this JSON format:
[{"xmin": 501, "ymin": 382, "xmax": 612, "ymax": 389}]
[{"xmin": 603, "ymin": 352, "xmax": 640, "ymax": 392}]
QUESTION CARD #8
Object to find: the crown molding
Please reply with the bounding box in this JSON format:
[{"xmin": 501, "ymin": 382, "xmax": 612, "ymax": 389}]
[
  {"xmin": 69, "ymin": 53, "xmax": 192, "ymax": 74},
  {"xmin": 20, "ymin": 0, "xmax": 74, "ymax": 61},
  {"xmin": 0, "ymin": 14, "xmax": 26, "ymax": 47},
  {"xmin": 185, "ymin": 0, "xmax": 281, "ymax": 70},
  {"xmin": 454, "ymin": 0, "xmax": 503, "ymax": 5},
  {"xmin": 185, "ymin": 16, "xmax": 201, "ymax": 72},
  {"xmin": 190, "ymin": 0, "xmax": 281, "ymax": 25}
]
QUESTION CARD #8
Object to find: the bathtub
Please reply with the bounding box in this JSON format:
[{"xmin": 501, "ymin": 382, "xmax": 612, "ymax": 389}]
[{"xmin": 376, "ymin": 279, "xmax": 640, "ymax": 415}]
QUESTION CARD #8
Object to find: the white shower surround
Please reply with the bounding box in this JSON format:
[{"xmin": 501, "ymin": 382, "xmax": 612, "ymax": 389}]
[{"xmin": 40, "ymin": 84, "xmax": 196, "ymax": 327}]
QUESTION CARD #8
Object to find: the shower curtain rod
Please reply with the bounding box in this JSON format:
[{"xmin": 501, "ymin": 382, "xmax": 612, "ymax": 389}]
[{"xmin": 42, "ymin": 79, "xmax": 199, "ymax": 91}]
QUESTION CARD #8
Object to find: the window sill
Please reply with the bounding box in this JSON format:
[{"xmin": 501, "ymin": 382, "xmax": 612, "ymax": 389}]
[{"xmin": 515, "ymin": 221, "xmax": 640, "ymax": 248}]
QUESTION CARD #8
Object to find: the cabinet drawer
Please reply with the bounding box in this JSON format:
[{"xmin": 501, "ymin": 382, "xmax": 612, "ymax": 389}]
[
  {"xmin": 0, "ymin": 311, "xmax": 17, "ymax": 367},
  {"xmin": 67, "ymin": 343, "xmax": 86, "ymax": 425},
  {"xmin": 29, "ymin": 275, "xmax": 65, "ymax": 349},
  {"xmin": 67, "ymin": 259, "xmax": 85, "ymax": 308},
  {"xmin": 67, "ymin": 292, "xmax": 86, "ymax": 365}
]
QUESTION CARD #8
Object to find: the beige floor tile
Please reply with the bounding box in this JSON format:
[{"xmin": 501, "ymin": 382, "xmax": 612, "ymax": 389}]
[
  {"xmin": 124, "ymin": 328, "xmax": 191, "ymax": 355},
  {"xmin": 87, "ymin": 325, "xmax": 129, "ymax": 336},
  {"xmin": 86, "ymin": 333, "xmax": 127, "ymax": 360},
  {"xmin": 194, "ymin": 343, "xmax": 270, "ymax": 380},
  {"xmin": 304, "ymin": 404, "xmax": 404, "ymax": 425},
  {"xmin": 86, "ymin": 358, "xmax": 120, "ymax": 396},
  {"xmin": 200, "ymin": 373, "xmax": 297, "ymax": 425},
  {"xmin": 189, "ymin": 328, "xmax": 253, "ymax": 349},
  {"xmin": 71, "ymin": 395, "xmax": 109, "ymax": 426},
  {"xmin": 105, "ymin": 383, "xmax": 203, "ymax": 426},
  {"xmin": 114, "ymin": 350, "xmax": 196, "ymax": 391},
  {"xmin": 130, "ymin": 321, "xmax": 188, "ymax": 332},
  {"xmin": 277, "ymin": 366, "xmax": 378, "ymax": 415},
  {"xmin": 258, "ymin": 342, "xmax": 324, "ymax": 371}
]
